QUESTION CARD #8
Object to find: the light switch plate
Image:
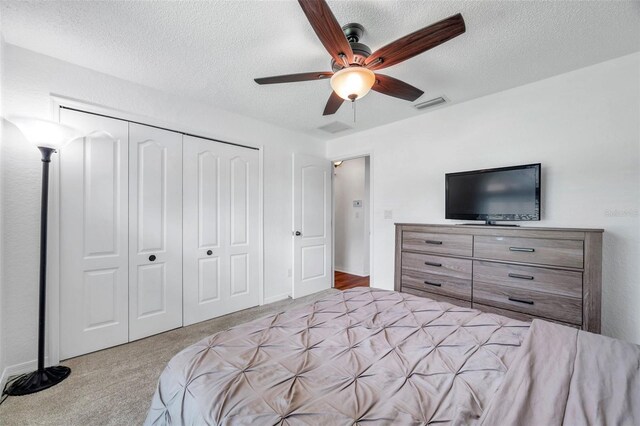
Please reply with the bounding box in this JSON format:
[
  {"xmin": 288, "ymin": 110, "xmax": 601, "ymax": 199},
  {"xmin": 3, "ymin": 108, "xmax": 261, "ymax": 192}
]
[{"xmin": 384, "ymin": 210, "xmax": 393, "ymax": 220}]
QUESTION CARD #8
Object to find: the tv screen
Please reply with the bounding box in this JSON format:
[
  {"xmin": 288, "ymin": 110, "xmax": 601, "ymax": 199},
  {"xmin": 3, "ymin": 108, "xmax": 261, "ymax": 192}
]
[{"xmin": 446, "ymin": 164, "xmax": 540, "ymax": 222}]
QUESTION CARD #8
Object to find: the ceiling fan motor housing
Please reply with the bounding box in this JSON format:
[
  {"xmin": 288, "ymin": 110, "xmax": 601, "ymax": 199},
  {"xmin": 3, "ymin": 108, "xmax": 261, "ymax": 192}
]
[{"xmin": 331, "ymin": 23, "xmax": 371, "ymax": 71}]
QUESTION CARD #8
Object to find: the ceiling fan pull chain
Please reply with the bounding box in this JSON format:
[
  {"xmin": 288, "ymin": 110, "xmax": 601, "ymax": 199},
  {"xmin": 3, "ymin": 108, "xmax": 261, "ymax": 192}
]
[{"xmin": 352, "ymin": 100, "xmax": 356, "ymax": 123}]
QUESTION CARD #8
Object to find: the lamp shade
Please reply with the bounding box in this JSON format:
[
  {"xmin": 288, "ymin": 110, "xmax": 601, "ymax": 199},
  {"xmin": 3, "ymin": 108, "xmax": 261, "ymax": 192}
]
[
  {"xmin": 330, "ymin": 67, "xmax": 376, "ymax": 101},
  {"xmin": 8, "ymin": 116, "xmax": 83, "ymax": 149}
]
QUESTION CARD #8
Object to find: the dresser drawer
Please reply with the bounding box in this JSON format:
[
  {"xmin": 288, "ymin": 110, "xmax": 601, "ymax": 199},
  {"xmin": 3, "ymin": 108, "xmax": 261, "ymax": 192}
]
[
  {"xmin": 473, "ymin": 303, "xmax": 580, "ymax": 329},
  {"xmin": 473, "ymin": 279, "xmax": 582, "ymax": 325},
  {"xmin": 402, "ymin": 253, "xmax": 472, "ymax": 300},
  {"xmin": 402, "ymin": 286, "xmax": 472, "ymax": 309},
  {"xmin": 474, "ymin": 236, "xmax": 583, "ymax": 268},
  {"xmin": 403, "ymin": 232, "xmax": 472, "ymax": 256},
  {"xmin": 473, "ymin": 261, "xmax": 582, "ymax": 299}
]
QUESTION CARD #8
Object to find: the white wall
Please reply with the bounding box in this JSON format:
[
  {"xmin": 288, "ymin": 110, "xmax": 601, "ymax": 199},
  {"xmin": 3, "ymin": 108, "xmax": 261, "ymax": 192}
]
[
  {"xmin": 327, "ymin": 52, "xmax": 640, "ymax": 344},
  {"xmin": 0, "ymin": 22, "xmax": 5, "ymax": 386},
  {"xmin": 363, "ymin": 157, "xmax": 370, "ymax": 275},
  {"xmin": 0, "ymin": 44, "xmax": 324, "ymax": 377},
  {"xmin": 334, "ymin": 157, "xmax": 370, "ymax": 276}
]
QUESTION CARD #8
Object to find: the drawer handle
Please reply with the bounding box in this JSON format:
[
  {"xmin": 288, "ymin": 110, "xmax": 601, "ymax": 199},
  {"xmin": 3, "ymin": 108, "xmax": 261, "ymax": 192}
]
[
  {"xmin": 509, "ymin": 247, "xmax": 535, "ymax": 253},
  {"xmin": 508, "ymin": 273, "xmax": 534, "ymax": 280},
  {"xmin": 424, "ymin": 261, "xmax": 442, "ymax": 267},
  {"xmin": 425, "ymin": 240, "xmax": 443, "ymax": 245},
  {"xmin": 508, "ymin": 297, "xmax": 534, "ymax": 305},
  {"xmin": 424, "ymin": 281, "xmax": 442, "ymax": 287}
]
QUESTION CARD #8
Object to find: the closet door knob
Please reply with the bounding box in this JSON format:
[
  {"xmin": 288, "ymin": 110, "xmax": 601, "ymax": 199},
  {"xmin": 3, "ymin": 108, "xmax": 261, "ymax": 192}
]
[
  {"xmin": 295, "ymin": 231, "xmax": 302, "ymax": 236},
  {"xmin": 149, "ymin": 255, "xmax": 156, "ymax": 262},
  {"xmin": 207, "ymin": 250, "xmax": 213, "ymax": 256}
]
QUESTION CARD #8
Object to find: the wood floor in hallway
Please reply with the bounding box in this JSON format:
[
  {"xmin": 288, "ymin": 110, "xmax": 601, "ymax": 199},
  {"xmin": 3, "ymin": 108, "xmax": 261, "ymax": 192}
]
[{"xmin": 334, "ymin": 271, "xmax": 370, "ymax": 290}]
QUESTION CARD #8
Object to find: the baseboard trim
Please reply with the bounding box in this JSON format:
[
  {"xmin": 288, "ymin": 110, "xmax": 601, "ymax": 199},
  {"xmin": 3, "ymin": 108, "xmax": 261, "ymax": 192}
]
[
  {"xmin": 334, "ymin": 268, "xmax": 369, "ymax": 277},
  {"xmin": 263, "ymin": 293, "xmax": 290, "ymax": 305},
  {"xmin": 0, "ymin": 357, "xmax": 50, "ymax": 390}
]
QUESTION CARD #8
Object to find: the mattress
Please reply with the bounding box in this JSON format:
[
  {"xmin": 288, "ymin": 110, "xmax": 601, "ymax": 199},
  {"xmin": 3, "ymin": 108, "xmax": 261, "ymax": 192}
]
[{"xmin": 145, "ymin": 287, "xmax": 531, "ymax": 425}]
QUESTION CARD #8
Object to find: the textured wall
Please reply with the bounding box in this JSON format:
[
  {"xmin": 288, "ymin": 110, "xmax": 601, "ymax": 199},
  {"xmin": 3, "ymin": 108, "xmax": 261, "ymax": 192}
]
[
  {"xmin": 0, "ymin": 44, "xmax": 324, "ymax": 374},
  {"xmin": 327, "ymin": 53, "xmax": 640, "ymax": 344},
  {"xmin": 0, "ymin": 24, "xmax": 5, "ymax": 384}
]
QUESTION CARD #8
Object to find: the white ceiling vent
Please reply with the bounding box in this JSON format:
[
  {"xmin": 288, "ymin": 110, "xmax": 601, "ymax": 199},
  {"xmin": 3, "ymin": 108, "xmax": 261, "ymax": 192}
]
[
  {"xmin": 318, "ymin": 121, "xmax": 353, "ymax": 134},
  {"xmin": 414, "ymin": 96, "xmax": 447, "ymax": 110}
]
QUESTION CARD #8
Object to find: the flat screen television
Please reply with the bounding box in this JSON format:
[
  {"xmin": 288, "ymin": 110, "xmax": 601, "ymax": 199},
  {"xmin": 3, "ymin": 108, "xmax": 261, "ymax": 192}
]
[{"xmin": 445, "ymin": 163, "xmax": 541, "ymax": 224}]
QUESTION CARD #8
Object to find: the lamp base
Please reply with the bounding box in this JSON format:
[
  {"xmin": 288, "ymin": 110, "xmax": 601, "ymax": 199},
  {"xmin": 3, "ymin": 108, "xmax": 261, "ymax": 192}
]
[{"xmin": 4, "ymin": 366, "xmax": 71, "ymax": 396}]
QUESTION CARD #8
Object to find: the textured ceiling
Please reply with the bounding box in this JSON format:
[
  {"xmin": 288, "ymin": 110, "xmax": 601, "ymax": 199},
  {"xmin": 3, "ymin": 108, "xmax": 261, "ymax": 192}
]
[{"xmin": 2, "ymin": 1, "xmax": 639, "ymax": 140}]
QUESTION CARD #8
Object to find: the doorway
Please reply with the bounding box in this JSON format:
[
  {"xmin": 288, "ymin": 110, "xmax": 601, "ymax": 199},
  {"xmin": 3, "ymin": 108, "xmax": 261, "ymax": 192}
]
[{"xmin": 333, "ymin": 156, "xmax": 371, "ymax": 290}]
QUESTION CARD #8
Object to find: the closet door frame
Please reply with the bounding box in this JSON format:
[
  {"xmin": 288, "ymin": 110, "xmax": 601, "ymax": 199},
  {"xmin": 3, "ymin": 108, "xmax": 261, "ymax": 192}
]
[{"xmin": 47, "ymin": 96, "xmax": 264, "ymax": 365}]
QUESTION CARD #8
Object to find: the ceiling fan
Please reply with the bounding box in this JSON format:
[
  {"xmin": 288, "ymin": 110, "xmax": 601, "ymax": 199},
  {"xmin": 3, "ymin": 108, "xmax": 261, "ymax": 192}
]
[{"xmin": 254, "ymin": 0, "xmax": 466, "ymax": 116}]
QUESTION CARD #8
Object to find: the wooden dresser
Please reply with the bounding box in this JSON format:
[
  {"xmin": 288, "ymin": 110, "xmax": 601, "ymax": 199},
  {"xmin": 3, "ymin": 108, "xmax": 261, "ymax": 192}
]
[{"xmin": 394, "ymin": 224, "xmax": 603, "ymax": 333}]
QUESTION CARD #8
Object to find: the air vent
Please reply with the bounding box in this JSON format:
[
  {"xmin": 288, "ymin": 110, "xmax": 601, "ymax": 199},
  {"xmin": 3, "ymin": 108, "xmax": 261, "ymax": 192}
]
[
  {"xmin": 318, "ymin": 121, "xmax": 353, "ymax": 134},
  {"xmin": 414, "ymin": 96, "xmax": 447, "ymax": 110}
]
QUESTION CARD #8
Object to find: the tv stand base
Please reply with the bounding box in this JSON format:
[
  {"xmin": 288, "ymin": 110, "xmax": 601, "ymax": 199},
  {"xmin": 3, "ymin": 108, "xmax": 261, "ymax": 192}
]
[{"xmin": 461, "ymin": 221, "xmax": 520, "ymax": 227}]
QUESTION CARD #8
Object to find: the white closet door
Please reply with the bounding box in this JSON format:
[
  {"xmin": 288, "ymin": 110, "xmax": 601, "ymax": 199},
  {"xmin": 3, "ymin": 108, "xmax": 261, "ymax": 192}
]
[
  {"xmin": 128, "ymin": 123, "xmax": 183, "ymax": 341},
  {"xmin": 183, "ymin": 136, "xmax": 260, "ymax": 326},
  {"xmin": 59, "ymin": 110, "xmax": 129, "ymax": 359}
]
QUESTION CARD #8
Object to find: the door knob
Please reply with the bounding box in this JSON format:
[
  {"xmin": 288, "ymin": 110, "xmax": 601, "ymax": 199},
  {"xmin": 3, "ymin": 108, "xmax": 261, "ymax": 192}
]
[
  {"xmin": 206, "ymin": 250, "xmax": 213, "ymax": 256},
  {"xmin": 295, "ymin": 231, "xmax": 302, "ymax": 236},
  {"xmin": 149, "ymin": 255, "xmax": 156, "ymax": 262}
]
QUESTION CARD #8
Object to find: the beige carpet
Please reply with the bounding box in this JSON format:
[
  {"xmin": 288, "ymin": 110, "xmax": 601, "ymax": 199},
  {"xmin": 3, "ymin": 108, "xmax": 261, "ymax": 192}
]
[{"xmin": 0, "ymin": 289, "xmax": 338, "ymax": 425}]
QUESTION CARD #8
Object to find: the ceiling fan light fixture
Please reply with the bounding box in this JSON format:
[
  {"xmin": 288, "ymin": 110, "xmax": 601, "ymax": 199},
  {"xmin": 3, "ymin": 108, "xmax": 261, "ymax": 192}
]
[{"xmin": 330, "ymin": 67, "xmax": 375, "ymax": 101}]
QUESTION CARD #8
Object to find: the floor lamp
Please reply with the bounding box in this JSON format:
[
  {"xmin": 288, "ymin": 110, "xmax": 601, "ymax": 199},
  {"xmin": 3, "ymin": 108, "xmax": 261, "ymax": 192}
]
[{"xmin": 4, "ymin": 117, "xmax": 82, "ymax": 396}]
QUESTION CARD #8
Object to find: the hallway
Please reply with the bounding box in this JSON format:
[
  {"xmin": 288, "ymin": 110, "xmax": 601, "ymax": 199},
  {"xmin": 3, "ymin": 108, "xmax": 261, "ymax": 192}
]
[{"xmin": 334, "ymin": 271, "xmax": 370, "ymax": 291}]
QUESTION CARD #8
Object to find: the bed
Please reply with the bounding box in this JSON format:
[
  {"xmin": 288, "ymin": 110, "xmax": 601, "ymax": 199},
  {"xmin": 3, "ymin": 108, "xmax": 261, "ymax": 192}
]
[{"xmin": 145, "ymin": 287, "xmax": 640, "ymax": 425}]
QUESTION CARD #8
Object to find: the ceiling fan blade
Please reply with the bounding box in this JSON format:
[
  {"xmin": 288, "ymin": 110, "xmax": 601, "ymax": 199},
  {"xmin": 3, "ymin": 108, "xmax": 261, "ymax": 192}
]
[
  {"xmin": 298, "ymin": 0, "xmax": 354, "ymax": 66},
  {"xmin": 255, "ymin": 72, "xmax": 333, "ymax": 85},
  {"xmin": 323, "ymin": 91, "xmax": 344, "ymax": 115},
  {"xmin": 365, "ymin": 13, "xmax": 465, "ymax": 71},
  {"xmin": 372, "ymin": 74, "xmax": 424, "ymax": 102}
]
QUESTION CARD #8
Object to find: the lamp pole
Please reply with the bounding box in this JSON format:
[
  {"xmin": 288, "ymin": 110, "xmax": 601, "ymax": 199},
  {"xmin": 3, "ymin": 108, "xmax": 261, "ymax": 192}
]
[
  {"xmin": 36, "ymin": 147, "xmax": 54, "ymax": 373},
  {"xmin": 3, "ymin": 139, "xmax": 72, "ymax": 396}
]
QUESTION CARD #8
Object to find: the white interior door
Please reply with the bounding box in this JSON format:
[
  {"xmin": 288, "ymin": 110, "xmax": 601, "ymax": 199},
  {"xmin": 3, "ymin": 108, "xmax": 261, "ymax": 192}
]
[
  {"xmin": 128, "ymin": 123, "xmax": 183, "ymax": 341},
  {"xmin": 183, "ymin": 136, "xmax": 260, "ymax": 326},
  {"xmin": 59, "ymin": 110, "xmax": 129, "ymax": 359},
  {"xmin": 292, "ymin": 153, "xmax": 332, "ymax": 298}
]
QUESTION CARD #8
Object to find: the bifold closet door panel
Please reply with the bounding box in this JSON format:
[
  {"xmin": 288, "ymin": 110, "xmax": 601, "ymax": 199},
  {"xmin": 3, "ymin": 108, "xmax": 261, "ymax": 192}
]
[
  {"xmin": 59, "ymin": 109, "xmax": 129, "ymax": 360},
  {"xmin": 128, "ymin": 123, "xmax": 183, "ymax": 341},
  {"xmin": 183, "ymin": 136, "xmax": 260, "ymax": 326}
]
